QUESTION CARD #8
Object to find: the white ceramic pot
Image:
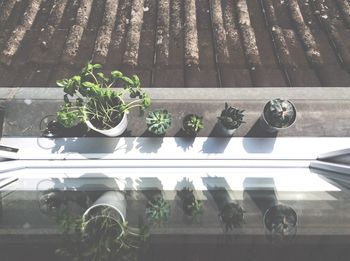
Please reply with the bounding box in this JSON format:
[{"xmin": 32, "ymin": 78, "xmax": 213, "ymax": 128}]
[
  {"xmin": 86, "ymin": 112, "xmax": 128, "ymax": 137},
  {"xmin": 83, "ymin": 191, "xmax": 126, "ymax": 224}
]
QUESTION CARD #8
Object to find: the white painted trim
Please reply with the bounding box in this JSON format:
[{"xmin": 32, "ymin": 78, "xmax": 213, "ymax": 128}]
[{"xmin": 0, "ymin": 137, "xmax": 350, "ymax": 160}]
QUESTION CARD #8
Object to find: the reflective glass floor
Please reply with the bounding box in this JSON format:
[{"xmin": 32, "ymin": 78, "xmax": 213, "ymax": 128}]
[{"xmin": 1, "ymin": 166, "xmax": 350, "ymax": 261}]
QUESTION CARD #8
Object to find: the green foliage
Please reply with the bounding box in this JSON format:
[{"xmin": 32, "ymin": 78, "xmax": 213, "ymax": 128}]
[
  {"xmin": 146, "ymin": 109, "xmax": 172, "ymax": 135},
  {"xmin": 146, "ymin": 197, "xmax": 170, "ymax": 226},
  {"xmin": 56, "ymin": 61, "xmax": 151, "ymax": 129},
  {"xmin": 218, "ymin": 103, "xmax": 245, "ymax": 129},
  {"xmin": 219, "ymin": 203, "xmax": 245, "ymax": 231},
  {"xmin": 183, "ymin": 114, "xmax": 204, "ymax": 135},
  {"xmin": 265, "ymin": 98, "xmax": 295, "ymax": 128}
]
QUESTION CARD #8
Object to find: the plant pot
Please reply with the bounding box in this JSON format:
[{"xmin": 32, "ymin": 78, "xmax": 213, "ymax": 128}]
[
  {"xmin": 86, "ymin": 112, "xmax": 128, "ymax": 137},
  {"xmin": 41, "ymin": 115, "xmax": 88, "ymax": 137},
  {"xmin": 182, "ymin": 114, "xmax": 199, "ymax": 136},
  {"xmin": 217, "ymin": 121, "xmax": 237, "ymax": 136},
  {"xmin": 263, "ymin": 204, "xmax": 297, "ymax": 242},
  {"xmin": 83, "ymin": 191, "xmax": 126, "ymax": 225},
  {"xmin": 259, "ymin": 100, "xmax": 297, "ymax": 132},
  {"xmin": 219, "ymin": 202, "xmax": 245, "ymax": 230}
]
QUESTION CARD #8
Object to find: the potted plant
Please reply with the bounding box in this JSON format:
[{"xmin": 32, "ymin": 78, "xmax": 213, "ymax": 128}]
[
  {"xmin": 56, "ymin": 62, "xmax": 151, "ymax": 137},
  {"xmin": 182, "ymin": 114, "xmax": 204, "ymax": 136},
  {"xmin": 177, "ymin": 187, "xmax": 203, "ymax": 222},
  {"xmin": 263, "ymin": 204, "xmax": 297, "ymax": 243},
  {"xmin": 146, "ymin": 109, "xmax": 172, "ymax": 136},
  {"xmin": 219, "ymin": 202, "xmax": 245, "ymax": 231},
  {"xmin": 55, "ymin": 191, "xmax": 146, "ymax": 261},
  {"xmin": 260, "ymin": 98, "xmax": 296, "ymax": 132},
  {"xmin": 209, "ymin": 188, "xmax": 245, "ymax": 231},
  {"xmin": 217, "ymin": 103, "xmax": 245, "ymax": 136},
  {"xmin": 145, "ymin": 196, "xmax": 171, "ymax": 226}
]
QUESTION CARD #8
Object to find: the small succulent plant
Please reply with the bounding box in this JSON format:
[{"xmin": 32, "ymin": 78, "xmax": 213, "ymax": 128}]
[
  {"xmin": 146, "ymin": 109, "xmax": 172, "ymax": 135},
  {"xmin": 218, "ymin": 103, "xmax": 245, "ymax": 130},
  {"xmin": 264, "ymin": 99, "xmax": 295, "ymax": 128},
  {"xmin": 219, "ymin": 203, "xmax": 245, "ymax": 231},
  {"xmin": 146, "ymin": 197, "xmax": 170, "ymax": 226},
  {"xmin": 264, "ymin": 204, "xmax": 297, "ymax": 242},
  {"xmin": 183, "ymin": 114, "xmax": 204, "ymax": 135},
  {"xmin": 178, "ymin": 187, "xmax": 204, "ymax": 222}
]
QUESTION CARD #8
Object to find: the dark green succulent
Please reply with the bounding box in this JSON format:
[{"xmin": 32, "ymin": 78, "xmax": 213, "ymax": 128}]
[
  {"xmin": 218, "ymin": 103, "xmax": 245, "ymax": 129},
  {"xmin": 219, "ymin": 203, "xmax": 245, "ymax": 231},
  {"xmin": 178, "ymin": 187, "xmax": 204, "ymax": 222},
  {"xmin": 265, "ymin": 98, "xmax": 295, "ymax": 128},
  {"xmin": 146, "ymin": 197, "xmax": 170, "ymax": 226},
  {"xmin": 146, "ymin": 109, "xmax": 172, "ymax": 135}
]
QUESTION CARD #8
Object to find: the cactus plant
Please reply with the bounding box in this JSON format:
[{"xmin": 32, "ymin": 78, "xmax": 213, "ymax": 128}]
[
  {"xmin": 218, "ymin": 103, "xmax": 245, "ymax": 130},
  {"xmin": 146, "ymin": 109, "xmax": 172, "ymax": 136},
  {"xmin": 264, "ymin": 98, "xmax": 296, "ymax": 128},
  {"xmin": 183, "ymin": 114, "xmax": 204, "ymax": 136}
]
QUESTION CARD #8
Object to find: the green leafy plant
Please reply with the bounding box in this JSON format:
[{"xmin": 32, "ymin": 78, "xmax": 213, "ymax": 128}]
[
  {"xmin": 146, "ymin": 197, "xmax": 170, "ymax": 226},
  {"xmin": 55, "ymin": 206, "xmax": 146, "ymax": 261},
  {"xmin": 178, "ymin": 187, "xmax": 203, "ymax": 222},
  {"xmin": 264, "ymin": 98, "xmax": 295, "ymax": 128},
  {"xmin": 219, "ymin": 203, "xmax": 245, "ymax": 231},
  {"xmin": 218, "ymin": 103, "xmax": 245, "ymax": 129},
  {"xmin": 146, "ymin": 109, "xmax": 172, "ymax": 136},
  {"xmin": 183, "ymin": 114, "xmax": 204, "ymax": 135},
  {"xmin": 56, "ymin": 62, "xmax": 151, "ymax": 129}
]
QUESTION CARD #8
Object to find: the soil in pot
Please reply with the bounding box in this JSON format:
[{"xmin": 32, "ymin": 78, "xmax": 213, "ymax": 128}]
[{"xmin": 86, "ymin": 97, "xmax": 124, "ymax": 131}]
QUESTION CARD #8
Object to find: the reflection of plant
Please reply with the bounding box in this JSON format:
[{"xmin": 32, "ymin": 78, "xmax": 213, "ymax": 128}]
[
  {"xmin": 178, "ymin": 188, "xmax": 203, "ymax": 222},
  {"xmin": 146, "ymin": 109, "xmax": 172, "ymax": 135},
  {"xmin": 264, "ymin": 204, "xmax": 297, "ymax": 242},
  {"xmin": 183, "ymin": 114, "xmax": 204, "ymax": 135},
  {"xmin": 57, "ymin": 62, "xmax": 151, "ymax": 129},
  {"xmin": 39, "ymin": 189, "xmax": 68, "ymax": 215},
  {"xmin": 219, "ymin": 203, "xmax": 245, "ymax": 231},
  {"xmin": 146, "ymin": 197, "xmax": 170, "ymax": 226},
  {"xmin": 218, "ymin": 103, "xmax": 245, "ymax": 129},
  {"xmin": 264, "ymin": 98, "xmax": 295, "ymax": 128},
  {"xmin": 55, "ymin": 206, "xmax": 146, "ymax": 261}
]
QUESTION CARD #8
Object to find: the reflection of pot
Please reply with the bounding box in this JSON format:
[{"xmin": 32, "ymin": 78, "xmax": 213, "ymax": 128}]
[
  {"xmin": 83, "ymin": 191, "xmax": 126, "ymax": 223},
  {"xmin": 37, "ymin": 179, "xmax": 67, "ymax": 216},
  {"xmin": 263, "ymin": 204, "xmax": 297, "ymax": 243}
]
